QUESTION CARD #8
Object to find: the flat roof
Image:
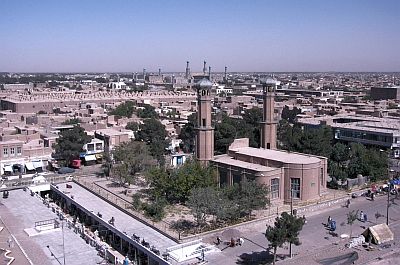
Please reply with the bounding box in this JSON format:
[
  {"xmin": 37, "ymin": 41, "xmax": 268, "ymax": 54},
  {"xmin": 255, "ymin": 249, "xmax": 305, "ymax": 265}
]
[
  {"xmin": 0, "ymin": 189, "xmax": 102, "ymax": 265},
  {"xmin": 231, "ymin": 147, "xmax": 321, "ymax": 164},
  {"xmin": 213, "ymin": 155, "xmax": 278, "ymax": 172},
  {"xmin": 56, "ymin": 182, "xmax": 176, "ymax": 253}
]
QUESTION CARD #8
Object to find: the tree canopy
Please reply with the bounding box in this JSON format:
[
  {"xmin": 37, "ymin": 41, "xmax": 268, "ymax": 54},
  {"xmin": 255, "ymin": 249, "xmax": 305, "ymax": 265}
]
[
  {"xmin": 146, "ymin": 159, "xmax": 217, "ymax": 204},
  {"xmin": 62, "ymin": 118, "xmax": 82, "ymax": 125},
  {"xmin": 135, "ymin": 118, "xmax": 169, "ymax": 165},
  {"xmin": 265, "ymin": 212, "xmax": 305, "ymax": 265},
  {"xmin": 111, "ymin": 140, "xmax": 155, "ymax": 186},
  {"xmin": 54, "ymin": 125, "xmax": 92, "ymax": 165},
  {"xmin": 109, "ymin": 101, "xmax": 135, "ymax": 118},
  {"xmin": 137, "ymin": 104, "xmax": 158, "ymax": 119}
]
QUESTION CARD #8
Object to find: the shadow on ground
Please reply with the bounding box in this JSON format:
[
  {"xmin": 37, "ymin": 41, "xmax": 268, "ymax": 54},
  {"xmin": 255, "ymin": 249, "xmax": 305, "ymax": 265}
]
[
  {"xmin": 318, "ymin": 251, "xmax": 358, "ymax": 265},
  {"xmin": 236, "ymin": 250, "xmax": 276, "ymax": 265}
]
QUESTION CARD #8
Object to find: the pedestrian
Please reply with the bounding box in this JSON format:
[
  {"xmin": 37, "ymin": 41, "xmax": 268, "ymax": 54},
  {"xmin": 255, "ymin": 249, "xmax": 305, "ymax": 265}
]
[
  {"xmin": 327, "ymin": 216, "xmax": 332, "ymax": 226},
  {"xmin": 364, "ymin": 213, "xmax": 368, "ymax": 222},
  {"xmin": 360, "ymin": 211, "xmax": 365, "ymax": 222},
  {"xmin": 347, "ymin": 199, "xmax": 351, "ymax": 208},
  {"xmin": 7, "ymin": 236, "xmax": 13, "ymax": 248},
  {"xmin": 123, "ymin": 256, "xmax": 129, "ymax": 265},
  {"xmin": 239, "ymin": 237, "xmax": 244, "ymax": 246},
  {"xmin": 371, "ymin": 193, "xmax": 375, "ymax": 201},
  {"xmin": 216, "ymin": 236, "xmax": 221, "ymax": 245}
]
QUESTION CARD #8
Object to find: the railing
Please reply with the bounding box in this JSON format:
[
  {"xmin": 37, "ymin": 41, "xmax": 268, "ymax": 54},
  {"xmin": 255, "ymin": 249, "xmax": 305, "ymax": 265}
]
[{"xmin": 34, "ymin": 218, "xmax": 56, "ymax": 228}]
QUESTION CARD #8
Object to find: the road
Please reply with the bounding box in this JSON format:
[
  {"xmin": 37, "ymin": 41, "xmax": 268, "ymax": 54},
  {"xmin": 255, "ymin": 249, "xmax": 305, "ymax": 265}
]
[{"xmin": 206, "ymin": 192, "xmax": 400, "ymax": 265}]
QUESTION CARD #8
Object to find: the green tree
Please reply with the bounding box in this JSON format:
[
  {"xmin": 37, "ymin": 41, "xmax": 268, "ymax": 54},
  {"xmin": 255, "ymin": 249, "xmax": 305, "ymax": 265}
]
[
  {"xmin": 214, "ymin": 118, "xmax": 237, "ymax": 154},
  {"xmin": 54, "ymin": 125, "xmax": 92, "ymax": 166},
  {"xmin": 62, "ymin": 118, "xmax": 82, "ymax": 125},
  {"xmin": 281, "ymin": 105, "xmax": 302, "ymax": 123},
  {"xmin": 265, "ymin": 212, "xmax": 306, "ymax": 265},
  {"xmin": 137, "ymin": 104, "xmax": 158, "ymax": 119},
  {"xmin": 242, "ymin": 107, "xmax": 263, "ymax": 147},
  {"xmin": 111, "ymin": 141, "xmax": 155, "ymax": 186},
  {"xmin": 347, "ymin": 210, "xmax": 359, "ymax": 238},
  {"xmin": 136, "ymin": 118, "xmax": 168, "ymax": 165},
  {"xmin": 125, "ymin": 121, "xmax": 139, "ymax": 132},
  {"xmin": 179, "ymin": 113, "xmax": 197, "ymax": 153},
  {"xmin": 146, "ymin": 159, "xmax": 217, "ymax": 204},
  {"xmin": 188, "ymin": 187, "xmax": 219, "ymax": 226},
  {"xmin": 109, "ymin": 101, "xmax": 136, "ymax": 118},
  {"xmin": 237, "ymin": 179, "xmax": 270, "ymax": 218}
]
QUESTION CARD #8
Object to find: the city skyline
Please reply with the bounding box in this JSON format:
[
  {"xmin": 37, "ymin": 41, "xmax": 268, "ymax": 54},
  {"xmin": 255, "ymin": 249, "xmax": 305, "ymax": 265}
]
[{"xmin": 1, "ymin": 0, "xmax": 399, "ymax": 73}]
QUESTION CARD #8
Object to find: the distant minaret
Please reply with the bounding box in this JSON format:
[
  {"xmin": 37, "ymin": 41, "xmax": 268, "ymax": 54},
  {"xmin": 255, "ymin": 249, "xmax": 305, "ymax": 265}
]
[
  {"xmin": 208, "ymin": 66, "xmax": 212, "ymax": 80},
  {"xmin": 224, "ymin": 66, "xmax": 227, "ymax": 82},
  {"xmin": 203, "ymin": 61, "xmax": 207, "ymax": 74},
  {"xmin": 185, "ymin": 61, "xmax": 191, "ymax": 79},
  {"xmin": 196, "ymin": 79, "xmax": 214, "ymax": 163},
  {"xmin": 260, "ymin": 79, "xmax": 278, "ymax": 149},
  {"xmin": 143, "ymin": 68, "xmax": 146, "ymax": 80},
  {"xmin": 158, "ymin": 68, "xmax": 161, "ymax": 76}
]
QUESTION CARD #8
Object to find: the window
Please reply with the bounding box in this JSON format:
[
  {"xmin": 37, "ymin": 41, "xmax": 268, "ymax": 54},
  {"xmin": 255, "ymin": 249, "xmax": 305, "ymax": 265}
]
[
  {"xmin": 271, "ymin": 178, "xmax": 279, "ymax": 199},
  {"xmin": 202, "ymin": 119, "xmax": 206, "ymax": 127},
  {"xmin": 87, "ymin": 144, "xmax": 94, "ymax": 151},
  {"xmin": 17, "ymin": 147, "xmax": 22, "ymax": 155},
  {"xmin": 96, "ymin": 143, "xmax": 103, "ymax": 150},
  {"xmin": 291, "ymin": 178, "xmax": 301, "ymax": 199},
  {"xmin": 267, "ymin": 143, "xmax": 271, "ymax": 149},
  {"xmin": 3, "ymin": 148, "xmax": 8, "ymax": 157},
  {"xmin": 10, "ymin": 147, "xmax": 15, "ymax": 156}
]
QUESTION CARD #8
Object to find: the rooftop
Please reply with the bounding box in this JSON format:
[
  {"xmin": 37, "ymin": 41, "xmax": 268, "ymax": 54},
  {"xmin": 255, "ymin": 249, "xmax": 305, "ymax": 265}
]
[
  {"xmin": 231, "ymin": 147, "xmax": 322, "ymax": 164},
  {"xmin": 213, "ymin": 155, "xmax": 279, "ymax": 172}
]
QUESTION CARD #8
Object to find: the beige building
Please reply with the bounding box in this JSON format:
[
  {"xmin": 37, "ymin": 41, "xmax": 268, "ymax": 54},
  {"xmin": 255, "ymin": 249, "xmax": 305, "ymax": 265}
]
[{"xmin": 195, "ymin": 78, "xmax": 328, "ymax": 204}]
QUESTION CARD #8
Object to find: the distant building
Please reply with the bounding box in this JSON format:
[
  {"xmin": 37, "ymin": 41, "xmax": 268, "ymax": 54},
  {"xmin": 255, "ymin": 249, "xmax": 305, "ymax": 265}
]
[{"xmin": 370, "ymin": 86, "xmax": 400, "ymax": 100}]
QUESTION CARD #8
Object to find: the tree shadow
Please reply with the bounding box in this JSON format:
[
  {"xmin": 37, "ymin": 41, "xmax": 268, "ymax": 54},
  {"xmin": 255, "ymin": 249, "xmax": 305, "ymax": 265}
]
[{"xmin": 236, "ymin": 250, "xmax": 275, "ymax": 265}]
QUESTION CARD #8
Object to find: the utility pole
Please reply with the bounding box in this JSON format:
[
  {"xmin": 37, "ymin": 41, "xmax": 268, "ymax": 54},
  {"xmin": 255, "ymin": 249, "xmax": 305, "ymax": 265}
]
[
  {"xmin": 62, "ymin": 221, "xmax": 66, "ymax": 265},
  {"xmin": 289, "ymin": 188, "xmax": 293, "ymax": 259},
  {"xmin": 387, "ymin": 185, "xmax": 390, "ymax": 225}
]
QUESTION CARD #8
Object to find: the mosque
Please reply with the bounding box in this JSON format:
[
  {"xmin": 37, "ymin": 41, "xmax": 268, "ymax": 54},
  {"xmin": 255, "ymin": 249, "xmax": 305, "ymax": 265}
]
[{"xmin": 195, "ymin": 78, "xmax": 328, "ymax": 204}]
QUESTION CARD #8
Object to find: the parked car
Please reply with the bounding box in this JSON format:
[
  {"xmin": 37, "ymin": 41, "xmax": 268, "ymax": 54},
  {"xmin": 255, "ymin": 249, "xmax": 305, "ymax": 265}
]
[{"xmin": 58, "ymin": 167, "xmax": 75, "ymax": 174}]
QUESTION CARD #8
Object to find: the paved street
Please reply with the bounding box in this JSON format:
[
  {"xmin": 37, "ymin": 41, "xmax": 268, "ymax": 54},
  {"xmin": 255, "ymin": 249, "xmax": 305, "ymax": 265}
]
[{"xmin": 205, "ymin": 193, "xmax": 400, "ymax": 265}]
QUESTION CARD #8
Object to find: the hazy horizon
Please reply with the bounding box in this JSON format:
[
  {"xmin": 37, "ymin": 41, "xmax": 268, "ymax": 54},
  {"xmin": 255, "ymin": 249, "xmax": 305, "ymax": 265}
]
[{"xmin": 1, "ymin": 0, "xmax": 399, "ymax": 73}]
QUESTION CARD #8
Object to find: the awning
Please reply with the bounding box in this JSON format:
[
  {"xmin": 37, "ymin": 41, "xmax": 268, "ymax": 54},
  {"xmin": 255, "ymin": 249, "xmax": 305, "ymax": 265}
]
[
  {"xmin": 25, "ymin": 162, "xmax": 35, "ymax": 171},
  {"xmin": 3, "ymin": 165, "xmax": 13, "ymax": 172},
  {"xmin": 32, "ymin": 160, "xmax": 44, "ymax": 169},
  {"xmin": 85, "ymin": 155, "xmax": 96, "ymax": 161}
]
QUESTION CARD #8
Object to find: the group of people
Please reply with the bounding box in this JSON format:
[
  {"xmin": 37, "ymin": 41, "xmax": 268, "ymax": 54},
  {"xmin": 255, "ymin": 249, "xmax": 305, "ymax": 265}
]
[
  {"xmin": 215, "ymin": 236, "xmax": 244, "ymax": 247},
  {"xmin": 359, "ymin": 211, "xmax": 368, "ymax": 222}
]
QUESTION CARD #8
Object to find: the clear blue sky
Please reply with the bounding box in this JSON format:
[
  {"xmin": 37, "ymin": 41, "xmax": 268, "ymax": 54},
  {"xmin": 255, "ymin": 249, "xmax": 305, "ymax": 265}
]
[{"xmin": 1, "ymin": 0, "xmax": 399, "ymax": 72}]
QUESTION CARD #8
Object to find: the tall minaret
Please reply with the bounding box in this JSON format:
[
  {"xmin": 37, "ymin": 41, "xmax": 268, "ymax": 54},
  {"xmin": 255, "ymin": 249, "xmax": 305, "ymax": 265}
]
[
  {"xmin": 203, "ymin": 61, "xmax": 207, "ymax": 74},
  {"xmin": 208, "ymin": 66, "xmax": 212, "ymax": 80},
  {"xmin": 196, "ymin": 78, "xmax": 214, "ymax": 163},
  {"xmin": 158, "ymin": 68, "xmax": 161, "ymax": 76},
  {"xmin": 260, "ymin": 78, "xmax": 278, "ymax": 149},
  {"xmin": 224, "ymin": 66, "xmax": 227, "ymax": 82},
  {"xmin": 185, "ymin": 61, "xmax": 191, "ymax": 79}
]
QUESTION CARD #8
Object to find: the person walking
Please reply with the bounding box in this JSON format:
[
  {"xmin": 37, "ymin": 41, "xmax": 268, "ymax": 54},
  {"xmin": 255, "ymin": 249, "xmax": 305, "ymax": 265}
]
[
  {"xmin": 327, "ymin": 216, "xmax": 332, "ymax": 226},
  {"xmin": 360, "ymin": 211, "xmax": 365, "ymax": 222}
]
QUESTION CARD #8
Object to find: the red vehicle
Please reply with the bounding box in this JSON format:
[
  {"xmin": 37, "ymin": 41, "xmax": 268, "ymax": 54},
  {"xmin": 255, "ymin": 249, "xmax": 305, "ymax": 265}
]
[{"xmin": 71, "ymin": 159, "xmax": 81, "ymax": 169}]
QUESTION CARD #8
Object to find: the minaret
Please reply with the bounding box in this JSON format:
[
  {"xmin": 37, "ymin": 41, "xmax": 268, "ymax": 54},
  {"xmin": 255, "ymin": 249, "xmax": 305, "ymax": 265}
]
[
  {"xmin": 208, "ymin": 66, "xmax": 212, "ymax": 81},
  {"xmin": 185, "ymin": 61, "xmax": 191, "ymax": 79},
  {"xmin": 224, "ymin": 66, "xmax": 227, "ymax": 82},
  {"xmin": 143, "ymin": 68, "xmax": 146, "ymax": 80},
  {"xmin": 196, "ymin": 78, "xmax": 214, "ymax": 163},
  {"xmin": 203, "ymin": 61, "xmax": 207, "ymax": 74},
  {"xmin": 260, "ymin": 78, "xmax": 278, "ymax": 149}
]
